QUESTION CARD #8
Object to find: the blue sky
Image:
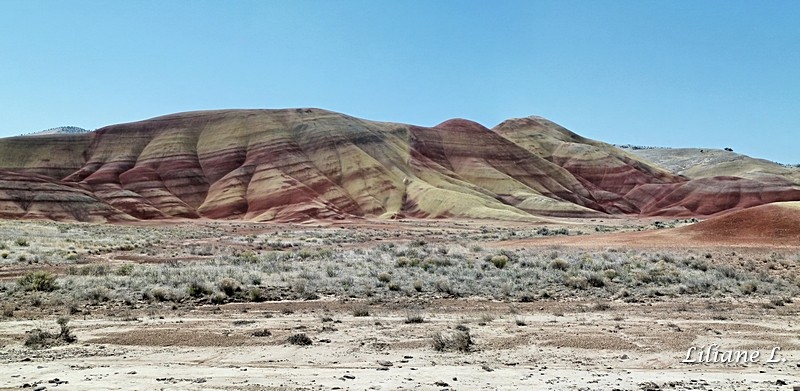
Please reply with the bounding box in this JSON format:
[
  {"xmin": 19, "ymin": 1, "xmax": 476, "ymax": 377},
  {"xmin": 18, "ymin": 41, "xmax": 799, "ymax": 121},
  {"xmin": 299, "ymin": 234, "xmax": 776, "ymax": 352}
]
[{"xmin": 1, "ymin": 0, "xmax": 798, "ymax": 163}]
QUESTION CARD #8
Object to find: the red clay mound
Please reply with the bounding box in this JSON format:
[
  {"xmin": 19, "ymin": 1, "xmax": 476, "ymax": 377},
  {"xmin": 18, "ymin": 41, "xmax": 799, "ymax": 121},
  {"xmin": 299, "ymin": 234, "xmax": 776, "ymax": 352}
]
[
  {"xmin": 677, "ymin": 202, "xmax": 800, "ymax": 243},
  {"xmin": 625, "ymin": 176, "xmax": 800, "ymax": 217}
]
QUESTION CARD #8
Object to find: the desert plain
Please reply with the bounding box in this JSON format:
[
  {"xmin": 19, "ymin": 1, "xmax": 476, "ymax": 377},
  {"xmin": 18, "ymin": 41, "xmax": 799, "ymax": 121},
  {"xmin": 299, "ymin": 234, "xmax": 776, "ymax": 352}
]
[{"xmin": 0, "ymin": 214, "xmax": 799, "ymax": 391}]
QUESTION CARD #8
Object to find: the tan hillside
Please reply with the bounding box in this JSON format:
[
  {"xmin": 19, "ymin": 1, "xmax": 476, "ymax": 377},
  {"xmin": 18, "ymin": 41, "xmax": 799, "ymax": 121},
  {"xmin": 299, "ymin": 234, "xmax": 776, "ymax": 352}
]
[{"xmin": 627, "ymin": 147, "xmax": 800, "ymax": 184}]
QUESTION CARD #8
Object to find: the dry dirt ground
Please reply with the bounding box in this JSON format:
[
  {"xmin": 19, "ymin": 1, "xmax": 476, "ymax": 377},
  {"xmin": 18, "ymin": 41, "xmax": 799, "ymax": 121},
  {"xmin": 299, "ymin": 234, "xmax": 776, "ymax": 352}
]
[{"xmin": 0, "ymin": 218, "xmax": 799, "ymax": 390}]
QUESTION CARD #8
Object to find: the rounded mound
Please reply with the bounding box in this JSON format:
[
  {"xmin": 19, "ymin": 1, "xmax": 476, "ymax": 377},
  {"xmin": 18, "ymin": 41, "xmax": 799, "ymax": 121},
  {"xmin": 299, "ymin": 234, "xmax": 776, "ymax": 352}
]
[{"xmin": 679, "ymin": 202, "xmax": 800, "ymax": 243}]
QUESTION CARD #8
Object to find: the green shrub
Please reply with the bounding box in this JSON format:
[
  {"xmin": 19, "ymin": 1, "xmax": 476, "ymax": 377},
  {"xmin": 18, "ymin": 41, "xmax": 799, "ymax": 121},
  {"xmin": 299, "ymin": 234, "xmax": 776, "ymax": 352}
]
[
  {"xmin": 115, "ymin": 264, "xmax": 134, "ymax": 276},
  {"xmin": 249, "ymin": 287, "xmax": 264, "ymax": 302},
  {"xmin": 490, "ymin": 255, "xmax": 509, "ymax": 269},
  {"xmin": 18, "ymin": 271, "xmax": 57, "ymax": 292},
  {"xmin": 15, "ymin": 238, "xmax": 29, "ymax": 247}
]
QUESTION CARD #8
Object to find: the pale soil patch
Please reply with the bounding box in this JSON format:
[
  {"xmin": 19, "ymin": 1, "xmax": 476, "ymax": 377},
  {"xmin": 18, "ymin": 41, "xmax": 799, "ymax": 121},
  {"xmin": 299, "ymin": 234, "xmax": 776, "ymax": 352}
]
[{"xmin": 1, "ymin": 299, "xmax": 799, "ymax": 390}]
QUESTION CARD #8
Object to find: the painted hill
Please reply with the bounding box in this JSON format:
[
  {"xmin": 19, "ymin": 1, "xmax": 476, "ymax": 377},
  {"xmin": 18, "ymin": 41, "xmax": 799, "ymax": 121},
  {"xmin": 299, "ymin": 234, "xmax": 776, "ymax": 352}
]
[{"xmin": 0, "ymin": 109, "xmax": 798, "ymax": 222}]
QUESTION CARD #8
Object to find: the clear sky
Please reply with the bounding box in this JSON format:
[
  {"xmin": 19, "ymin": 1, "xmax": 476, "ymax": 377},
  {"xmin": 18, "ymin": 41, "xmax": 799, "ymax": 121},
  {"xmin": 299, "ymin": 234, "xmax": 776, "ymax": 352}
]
[{"xmin": 1, "ymin": 0, "xmax": 798, "ymax": 163}]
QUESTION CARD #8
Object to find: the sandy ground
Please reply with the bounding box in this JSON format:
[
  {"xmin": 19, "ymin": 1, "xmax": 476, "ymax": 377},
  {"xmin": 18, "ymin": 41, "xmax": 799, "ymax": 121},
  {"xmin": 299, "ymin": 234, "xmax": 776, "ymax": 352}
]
[{"xmin": 1, "ymin": 298, "xmax": 799, "ymax": 390}]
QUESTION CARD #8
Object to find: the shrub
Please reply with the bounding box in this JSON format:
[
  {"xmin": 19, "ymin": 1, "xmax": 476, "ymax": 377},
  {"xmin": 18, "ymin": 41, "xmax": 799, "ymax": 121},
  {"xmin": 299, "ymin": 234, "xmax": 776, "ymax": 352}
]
[
  {"xmin": 352, "ymin": 305, "xmax": 370, "ymax": 317},
  {"xmin": 434, "ymin": 279, "xmax": 458, "ymax": 296},
  {"xmin": 592, "ymin": 302, "xmax": 612, "ymax": 311},
  {"xmin": 115, "ymin": 264, "xmax": 134, "ymax": 276},
  {"xmin": 740, "ymin": 281, "xmax": 758, "ymax": 295},
  {"xmin": 405, "ymin": 312, "xmax": 425, "ymax": 324},
  {"xmin": 252, "ymin": 329, "xmax": 272, "ymax": 337},
  {"xmin": 18, "ymin": 271, "xmax": 57, "ymax": 292},
  {"xmin": 187, "ymin": 280, "xmax": 212, "ymax": 298},
  {"xmin": 210, "ymin": 292, "xmax": 227, "ymax": 304},
  {"xmin": 490, "ymin": 255, "xmax": 509, "ymax": 269},
  {"xmin": 432, "ymin": 327, "xmax": 473, "ymax": 352},
  {"xmin": 549, "ymin": 259, "xmax": 570, "ymax": 271},
  {"xmin": 377, "ymin": 272, "xmax": 391, "ymax": 283},
  {"xmin": 25, "ymin": 328, "xmax": 54, "ymax": 348},
  {"xmin": 57, "ymin": 317, "xmax": 76, "ymax": 343},
  {"xmin": 287, "ymin": 333, "xmax": 312, "ymax": 346},
  {"xmin": 565, "ymin": 276, "xmax": 589, "ymax": 290},
  {"xmin": 586, "ymin": 272, "xmax": 606, "ymax": 288},
  {"xmin": 150, "ymin": 287, "xmax": 171, "ymax": 302},
  {"xmin": 24, "ymin": 317, "xmax": 76, "ymax": 348},
  {"xmin": 249, "ymin": 287, "xmax": 264, "ymax": 302},
  {"xmin": 218, "ymin": 278, "xmax": 240, "ymax": 296},
  {"xmin": 2, "ymin": 303, "xmax": 14, "ymax": 318},
  {"xmin": 413, "ymin": 279, "xmax": 424, "ymax": 292},
  {"xmin": 15, "ymin": 238, "xmax": 29, "ymax": 247}
]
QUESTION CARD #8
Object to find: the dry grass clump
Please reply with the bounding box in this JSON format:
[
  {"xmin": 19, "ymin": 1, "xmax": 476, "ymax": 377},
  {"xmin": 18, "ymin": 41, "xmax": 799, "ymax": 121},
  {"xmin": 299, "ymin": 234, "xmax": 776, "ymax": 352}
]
[
  {"xmin": 25, "ymin": 317, "xmax": 76, "ymax": 349},
  {"xmin": 352, "ymin": 305, "xmax": 370, "ymax": 317},
  {"xmin": 432, "ymin": 325, "xmax": 474, "ymax": 352},
  {"xmin": 287, "ymin": 333, "xmax": 312, "ymax": 346},
  {"xmin": 405, "ymin": 311, "xmax": 425, "ymax": 324}
]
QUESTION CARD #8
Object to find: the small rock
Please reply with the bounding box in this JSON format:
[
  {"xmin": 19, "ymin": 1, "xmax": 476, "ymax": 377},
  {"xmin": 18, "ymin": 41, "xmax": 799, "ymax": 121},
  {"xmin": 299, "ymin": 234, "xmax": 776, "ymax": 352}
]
[
  {"xmin": 376, "ymin": 367, "xmax": 389, "ymax": 371},
  {"xmin": 343, "ymin": 374, "xmax": 355, "ymax": 380},
  {"xmin": 775, "ymin": 379, "xmax": 786, "ymax": 386},
  {"xmin": 482, "ymin": 365, "xmax": 494, "ymax": 372},
  {"xmin": 126, "ymin": 371, "xmax": 137, "ymax": 375},
  {"xmin": 434, "ymin": 381, "xmax": 449, "ymax": 387},
  {"xmin": 377, "ymin": 360, "xmax": 393, "ymax": 367},
  {"xmin": 33, "ymin": 387, "xmax": 46, "ymax": 391},
  {"xmin": 621, "ymin": 354, "xmax": 629, "ymax": 360}
]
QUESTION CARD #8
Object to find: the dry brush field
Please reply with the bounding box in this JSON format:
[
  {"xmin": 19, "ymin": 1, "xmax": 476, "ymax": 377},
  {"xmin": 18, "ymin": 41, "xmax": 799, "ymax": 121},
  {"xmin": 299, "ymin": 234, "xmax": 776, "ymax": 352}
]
[{"xmin": 0, "ymin": 218, "xmax": 799, "ymax": 390}]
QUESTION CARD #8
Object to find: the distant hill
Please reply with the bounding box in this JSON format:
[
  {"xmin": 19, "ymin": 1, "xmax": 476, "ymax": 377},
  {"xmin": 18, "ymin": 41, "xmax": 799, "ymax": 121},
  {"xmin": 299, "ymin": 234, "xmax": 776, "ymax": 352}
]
[
  {"xmin": 623, "ymin": 147, "xmax": 800, "ymax": 184},
  {"xmin": 0, "ymin": 109, "xmax": 797, "ymax": 222},
  {"xmin": 24, "ymin": 126, "xmax": 91, "ymax": 136}
]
